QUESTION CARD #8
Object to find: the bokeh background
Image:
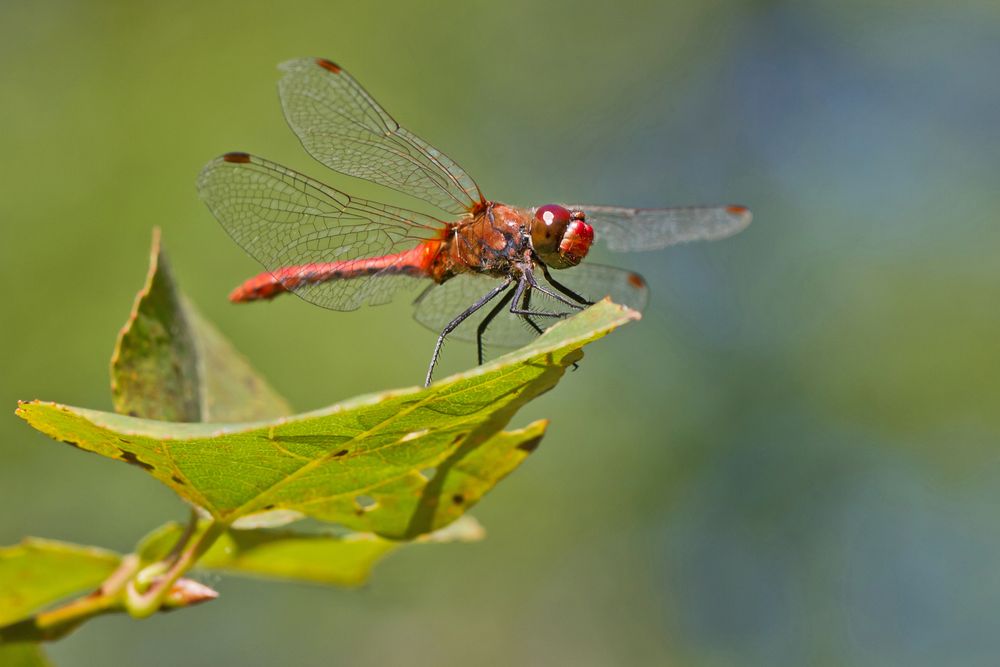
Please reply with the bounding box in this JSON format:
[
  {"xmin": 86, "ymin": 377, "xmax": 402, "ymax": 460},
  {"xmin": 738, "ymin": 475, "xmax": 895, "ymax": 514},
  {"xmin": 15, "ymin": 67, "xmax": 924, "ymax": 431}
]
[{"xmin": 2, "ymin": 0, "xmax": 998, "ymax": 665}]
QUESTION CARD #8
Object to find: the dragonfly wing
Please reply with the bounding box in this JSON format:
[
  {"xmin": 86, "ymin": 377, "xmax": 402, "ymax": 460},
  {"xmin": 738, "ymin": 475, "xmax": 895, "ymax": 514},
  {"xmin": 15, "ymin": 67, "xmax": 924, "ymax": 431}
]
[
  {"xmin": 569, "ymin": 204, "xmax": 752, "ymax": 252},
  {"xmin": 413, "ymin": 264, "xmax": 648, "ymax": 353},
  {"xmin": 198, "ymin": 152, "xmax": 445, "ymax": 311},
  {"xmin": 278, "ymin": 58, "xmax": 485, "ymax": 216}
]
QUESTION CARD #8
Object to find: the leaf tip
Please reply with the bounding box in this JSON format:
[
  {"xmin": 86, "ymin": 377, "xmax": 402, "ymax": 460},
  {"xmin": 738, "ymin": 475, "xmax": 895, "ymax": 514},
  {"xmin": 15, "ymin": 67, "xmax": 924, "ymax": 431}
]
[
  {"xmin": 600, "ymin": 296, "xmax": 642, "ymax": 321},
  {"xmin": 14, "ymin": 399, "xmax": 41, "ymax": 419}
]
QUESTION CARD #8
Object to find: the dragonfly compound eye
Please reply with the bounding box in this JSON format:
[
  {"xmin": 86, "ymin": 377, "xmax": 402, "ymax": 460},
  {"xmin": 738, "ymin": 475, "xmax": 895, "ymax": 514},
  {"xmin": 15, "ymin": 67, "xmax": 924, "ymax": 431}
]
[{"xmin": 531, "ymin": 204, "xmax": 592, "ymax": 269}]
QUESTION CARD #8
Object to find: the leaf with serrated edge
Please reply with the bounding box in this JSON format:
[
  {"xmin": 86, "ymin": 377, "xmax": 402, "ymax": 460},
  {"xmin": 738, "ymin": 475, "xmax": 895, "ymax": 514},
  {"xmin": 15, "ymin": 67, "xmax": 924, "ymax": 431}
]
[
  {"xmin": 110, "ymin": 229, "xmax": 291, "ymax": 423},
  {"xmin": 0, "ymin": 539, "xmax": 120, "ymax": 626},
  {"xmin": 137, "ymin": 516, "xmax": 484, "ymax": 587},
  {"xmin": 19, "ymin": 300, "xmax": 638, "ymax": 539}
]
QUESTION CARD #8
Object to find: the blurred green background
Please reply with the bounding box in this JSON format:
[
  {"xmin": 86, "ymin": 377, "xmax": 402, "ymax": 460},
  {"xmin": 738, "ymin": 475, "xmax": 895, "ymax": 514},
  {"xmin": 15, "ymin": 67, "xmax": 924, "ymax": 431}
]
[{"xmin": 2, "ymin": 0, "xmax": 998, "ymax": 664}]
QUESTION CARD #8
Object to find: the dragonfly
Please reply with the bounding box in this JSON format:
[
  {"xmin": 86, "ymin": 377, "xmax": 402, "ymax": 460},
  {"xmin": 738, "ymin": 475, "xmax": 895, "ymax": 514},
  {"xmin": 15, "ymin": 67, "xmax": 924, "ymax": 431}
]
[{"xmin": 198, "ymin": 58, "xmax": 752, "ymax": 386}]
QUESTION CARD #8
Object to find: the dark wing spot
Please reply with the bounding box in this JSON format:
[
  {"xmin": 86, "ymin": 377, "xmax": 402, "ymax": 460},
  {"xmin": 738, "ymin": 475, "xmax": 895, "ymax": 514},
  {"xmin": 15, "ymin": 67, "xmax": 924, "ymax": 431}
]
[
  {"xmin": 223, "ymin": 152, "xmax": 252, "ymax": 164},
  {"xmin": 333, "ymin": 449, "xmax": 349, "ymax": 458},
  {"xmin": 452, "ymin": 493, "xmax": 465, "ymax": 505},
  {"xmin": 627, "ymin": 273, "xmax": 646, "ymax": 289},
  {"xmin": 171, "ymin": 475, "xmax": 186, "ymax": 485},
  {"xmin": 316, "ymin": 58, "xmax": 342, "ymax": 74},
  {"xmin": 726, "ymin": 205, "xmax": 749, "ymax": 216}
]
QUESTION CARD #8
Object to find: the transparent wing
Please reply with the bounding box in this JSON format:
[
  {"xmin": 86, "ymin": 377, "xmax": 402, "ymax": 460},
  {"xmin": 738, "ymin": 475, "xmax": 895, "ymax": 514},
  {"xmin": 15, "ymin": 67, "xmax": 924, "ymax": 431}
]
[
  {"xmin": 197, "ymin": 152, "xmax": 446, "ymax": 311},
  {"xmin": 278, "ymin": 58, "xmax": 485, "ymax": 216},
  {"xmin": 413, "ymin": 264, "xmax": 649, "ymax": 352},
  {"xmin": 568, "ymin": 204, "xmax": 752, "ymax": 252}
]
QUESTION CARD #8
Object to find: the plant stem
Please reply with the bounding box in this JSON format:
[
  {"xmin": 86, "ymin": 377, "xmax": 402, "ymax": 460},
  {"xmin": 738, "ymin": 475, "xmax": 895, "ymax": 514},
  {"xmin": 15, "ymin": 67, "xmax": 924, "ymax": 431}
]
[
  {"xmin": 0, "ymin": 512, "xmax": 226, "ymax": 642},
  {"xmin": 124, "ymin": 517, "xmax": 225, "ymax": 619}
]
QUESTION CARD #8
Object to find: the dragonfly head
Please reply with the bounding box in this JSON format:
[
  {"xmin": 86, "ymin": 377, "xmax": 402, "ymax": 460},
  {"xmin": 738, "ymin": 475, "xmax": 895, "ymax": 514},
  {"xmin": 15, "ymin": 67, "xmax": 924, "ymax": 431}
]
[{"xmin": 530, "ymin": 204, "xmax": 594, "ymax": 269}]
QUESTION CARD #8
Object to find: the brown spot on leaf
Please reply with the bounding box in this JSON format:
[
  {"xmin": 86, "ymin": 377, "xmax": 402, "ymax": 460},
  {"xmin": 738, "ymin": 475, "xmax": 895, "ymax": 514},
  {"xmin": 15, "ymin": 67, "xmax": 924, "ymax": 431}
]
[
  {"xmin": 171, "ymin": 475, "xmax": 185, "ymax": 485},
  {"xmin": 333, "ymin": 449, "xmax": 349, "ymax": 458},
  {"xmin": 119, "ymin": 451, "xmax": 154, "ymax": 471},
  {"xmin": 60, "ymin": 439, "xmax": 81, "ymax": 450},
  {"xmin": 452, "ymin": 493, "xmax": 464, "ymax": 505},
  {"xmin": 517, "ymin": 436, "xmax": 542, "ymax": 453}
]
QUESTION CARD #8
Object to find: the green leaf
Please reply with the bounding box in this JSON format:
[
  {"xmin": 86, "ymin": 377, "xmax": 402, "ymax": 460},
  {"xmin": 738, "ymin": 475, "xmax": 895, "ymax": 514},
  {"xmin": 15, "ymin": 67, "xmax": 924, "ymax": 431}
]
[
  {"xmin": 110, "ymin": 229, "xmax": 292, "ymax": 422},
  {"xmin": 0, "ymin": 643, "xmax": 52, "ymax": 666},
  {"xmin": 20, "ymin": 300, "xmax": 638, "ymax": 539},
  {"xmin": 181, "ymin": 298, "xmax": 293, "ymax": 422},
  {"xmin": 137, "ymin": 516, "xmax": 484, "ymax": 587},
  {"xmin": 0, "ymin": 539, "xmax": 120, "ymax": 626}
]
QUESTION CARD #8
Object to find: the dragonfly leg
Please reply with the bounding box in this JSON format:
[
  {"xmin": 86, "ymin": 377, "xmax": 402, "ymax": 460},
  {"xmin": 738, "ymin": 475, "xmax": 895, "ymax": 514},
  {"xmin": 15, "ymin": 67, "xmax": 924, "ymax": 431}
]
[
  {"xmin": 476, "ymin": 284, "xmax": 517, "ymax": 365},
  {"xmin": 425, "ymin": 278, "xmax": 512, "ymax": 387},
  {"xmin": 529, "ymin": 282, "xmax": 586, "ymax": 310},
  {"xmin": 521, "ymin": 288, "xmax": 579, "ymax": 371},
  {"xmin": 522, "ymin": 288, "xmax": 577, "ymax": 367},
  {"xmin": 508, "ymin": 276, "xmax": 565, "ymax": 318},
  {"xmin": 519, "ymin": 288, "xmax": 544, "ymax": 337},
  {"xmin": 539, "ymin": 263, "xmax": 594, "ymax": 307},
  {"xmin": 523, "ymin": 264, "xmax": 584, "ymax": 310}
]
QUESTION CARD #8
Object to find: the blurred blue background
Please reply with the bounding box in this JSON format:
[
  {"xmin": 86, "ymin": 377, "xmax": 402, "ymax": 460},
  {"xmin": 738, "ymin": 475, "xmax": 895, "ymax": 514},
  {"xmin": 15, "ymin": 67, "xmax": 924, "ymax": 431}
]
[{"xmin": 2, "ymin": 1, "xmax": 998, "ymax": 665}]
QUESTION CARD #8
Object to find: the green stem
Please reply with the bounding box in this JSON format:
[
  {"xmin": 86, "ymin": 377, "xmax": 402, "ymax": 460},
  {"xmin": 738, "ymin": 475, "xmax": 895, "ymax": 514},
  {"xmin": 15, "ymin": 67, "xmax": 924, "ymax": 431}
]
[
  {"xmin": 0, "ymin": 512, "xmax": 225, "ymax": 642},
  {"xmin": 124, "ymin": 518, "xmax": 226, "ymax": 619}
]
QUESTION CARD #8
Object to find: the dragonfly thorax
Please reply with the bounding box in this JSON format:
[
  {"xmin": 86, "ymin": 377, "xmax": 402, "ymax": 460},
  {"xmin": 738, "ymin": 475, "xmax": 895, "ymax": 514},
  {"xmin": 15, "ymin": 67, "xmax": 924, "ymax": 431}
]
[{"xmin": 529, "ymin": 204, "xmax": 594, "ymax": 269}]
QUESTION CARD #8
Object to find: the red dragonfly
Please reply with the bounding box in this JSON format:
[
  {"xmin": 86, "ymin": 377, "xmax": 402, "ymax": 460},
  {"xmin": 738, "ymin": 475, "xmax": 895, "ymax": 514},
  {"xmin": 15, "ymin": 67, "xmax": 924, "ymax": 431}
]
[{"xmin": 198, "ymin": 58, "xmax": 751, "ymax": 386}]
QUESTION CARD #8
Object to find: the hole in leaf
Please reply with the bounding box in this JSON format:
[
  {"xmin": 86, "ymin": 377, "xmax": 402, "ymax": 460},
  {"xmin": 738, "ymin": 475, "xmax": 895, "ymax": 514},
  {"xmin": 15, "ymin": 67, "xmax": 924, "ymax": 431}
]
[
  {"xmin": 355, "ymin": 495, "xmax": 378, "ymax": 512},
  {"xmin": 419, "ymin": 467, "xmax": 437, "ymax": 481},
  {"xmin": 401, "ymin": 429, "xmax": 430, "ymax": 442}
]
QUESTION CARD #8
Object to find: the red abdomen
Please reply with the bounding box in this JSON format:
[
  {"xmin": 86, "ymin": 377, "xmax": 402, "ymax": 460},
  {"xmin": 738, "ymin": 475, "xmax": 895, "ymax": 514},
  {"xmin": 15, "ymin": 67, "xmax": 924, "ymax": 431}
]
[{"xmin": 229, "ymin": 240, "xmax": 444, "ymax": 302}]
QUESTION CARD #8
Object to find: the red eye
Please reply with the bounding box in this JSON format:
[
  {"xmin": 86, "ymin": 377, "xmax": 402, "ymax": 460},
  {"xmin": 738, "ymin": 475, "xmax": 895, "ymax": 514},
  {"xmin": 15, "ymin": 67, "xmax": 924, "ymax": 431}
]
[{"xmin": 534, "ymin": 204, "xmax": 571, "ymax": 226}]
